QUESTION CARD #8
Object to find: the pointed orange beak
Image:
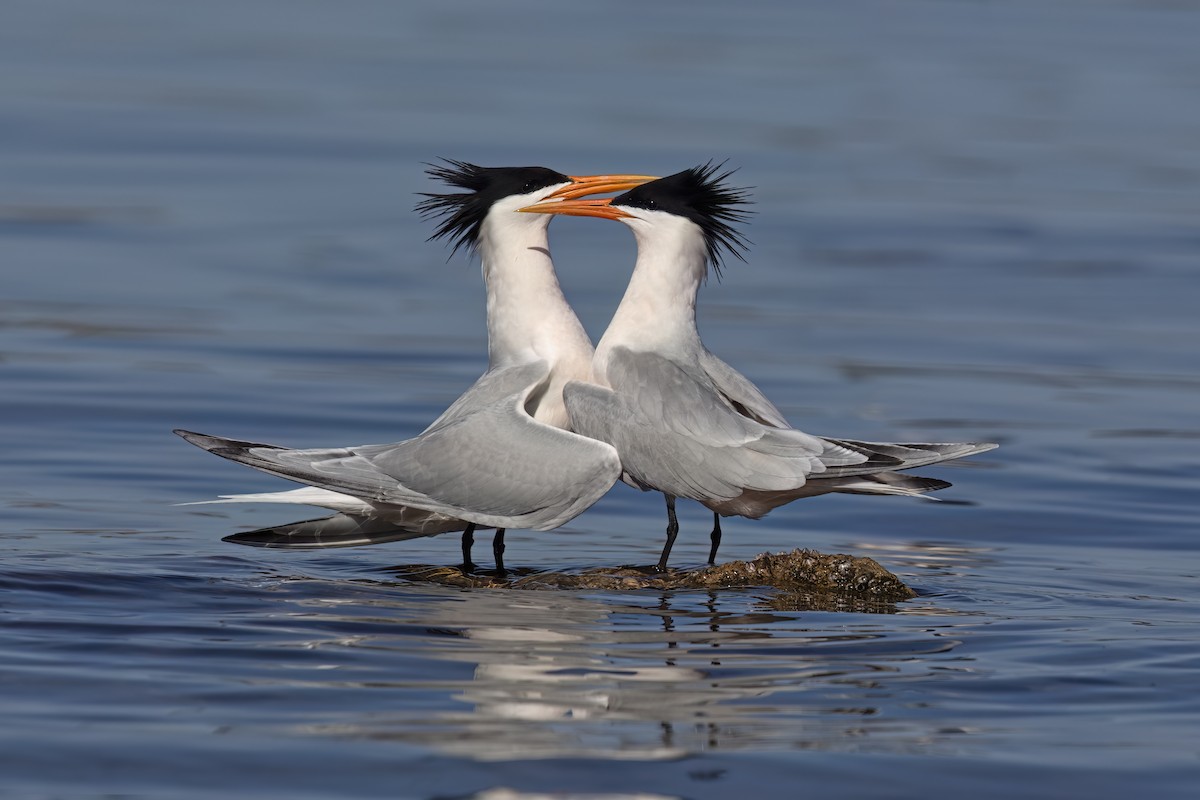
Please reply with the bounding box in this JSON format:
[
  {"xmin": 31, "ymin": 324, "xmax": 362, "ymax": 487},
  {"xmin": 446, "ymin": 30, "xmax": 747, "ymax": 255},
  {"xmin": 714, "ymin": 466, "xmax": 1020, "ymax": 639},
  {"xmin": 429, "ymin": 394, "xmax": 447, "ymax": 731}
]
[
  {"xmin": 545, "ymin": 173, "xmax": 658, "ymax": 201},
  {"xmin": 519, "ymin": 196, "xmax": 631, "ymax": 220}
]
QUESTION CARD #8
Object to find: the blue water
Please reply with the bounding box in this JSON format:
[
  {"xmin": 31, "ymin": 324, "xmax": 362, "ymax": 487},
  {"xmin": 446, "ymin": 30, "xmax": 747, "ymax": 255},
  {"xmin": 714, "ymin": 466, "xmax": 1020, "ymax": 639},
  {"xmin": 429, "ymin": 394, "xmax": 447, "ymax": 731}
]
[{"xmin": 3, "ymin": 1, "xmax": 1199, "ymax": 798}]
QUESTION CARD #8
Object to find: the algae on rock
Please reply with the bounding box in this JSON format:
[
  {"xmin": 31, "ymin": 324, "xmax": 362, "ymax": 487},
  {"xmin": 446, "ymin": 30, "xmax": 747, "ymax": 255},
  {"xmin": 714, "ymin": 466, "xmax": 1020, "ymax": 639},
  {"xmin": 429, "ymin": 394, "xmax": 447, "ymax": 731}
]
[{"xmin": 389, "ymin": 548, "xmax": 916, "ymax": 607}]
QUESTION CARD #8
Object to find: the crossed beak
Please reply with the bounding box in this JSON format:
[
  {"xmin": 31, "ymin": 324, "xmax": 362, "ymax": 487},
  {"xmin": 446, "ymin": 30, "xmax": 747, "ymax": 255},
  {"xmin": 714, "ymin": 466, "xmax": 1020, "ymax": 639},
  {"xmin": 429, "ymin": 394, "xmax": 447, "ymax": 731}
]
[
  {"xmin": 547, "ymin": 173, "xmax": 658, "ymax": 201},
  {"xmin": 519, "ymin": 172, "xmax": 655, "ymax": 220},
  {"xmin": 520, "ymin": 197, "xmax": 631, "ymax": 220}
]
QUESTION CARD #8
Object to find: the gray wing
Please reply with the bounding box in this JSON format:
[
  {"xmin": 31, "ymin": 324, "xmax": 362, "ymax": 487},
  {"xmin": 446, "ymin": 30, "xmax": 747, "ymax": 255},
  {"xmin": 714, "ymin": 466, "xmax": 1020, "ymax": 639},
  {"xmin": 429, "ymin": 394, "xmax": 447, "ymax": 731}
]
[
  {"xmin": 564, "ymin": 347, "xmax": 868, "ymax": 502},
  {"xmin": 815, "ymin": 439, "xmax": 999, "ymax": 478},
  {"xmin": 697, "ymin": 348, "xmax": 790, "ymax": 428},
  {"xmin": 357, "ymin": 385, "xmax": 622, "ymax": 529},
  {"xmin": 222, "ymin": 513, "xmax": 457, "ymax": 549},
  {"xmin": 175, "ymin": 362, "xmax": 622, "ymax": 531},
  {"xmin": 420, "ymin": 360, "xmax": 550, "ymax": 432}
]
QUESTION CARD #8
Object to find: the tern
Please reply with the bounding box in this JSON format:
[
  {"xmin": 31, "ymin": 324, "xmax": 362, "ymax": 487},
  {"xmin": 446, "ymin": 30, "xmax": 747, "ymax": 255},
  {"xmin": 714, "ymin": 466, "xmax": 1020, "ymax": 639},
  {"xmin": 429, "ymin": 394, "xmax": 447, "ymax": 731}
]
[
  {"xmin": 522, "ymin": 163, "xmax": 998, "ymax": 571},
  {"xmin": 176, "ymin": 161, "xmax": 654, "ymax": 570}
]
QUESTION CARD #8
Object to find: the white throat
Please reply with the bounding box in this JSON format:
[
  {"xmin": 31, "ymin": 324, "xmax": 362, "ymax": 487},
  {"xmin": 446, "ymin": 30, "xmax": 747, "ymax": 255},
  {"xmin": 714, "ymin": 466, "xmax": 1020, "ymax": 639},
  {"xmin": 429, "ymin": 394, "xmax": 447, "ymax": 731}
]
[
  {"xmin": 475, "ymin": 200, "xmax": 594, "ymax": 427},
  {"xmin": 593, "ymin": 212, "xmax": 708, "ymax": 384}
]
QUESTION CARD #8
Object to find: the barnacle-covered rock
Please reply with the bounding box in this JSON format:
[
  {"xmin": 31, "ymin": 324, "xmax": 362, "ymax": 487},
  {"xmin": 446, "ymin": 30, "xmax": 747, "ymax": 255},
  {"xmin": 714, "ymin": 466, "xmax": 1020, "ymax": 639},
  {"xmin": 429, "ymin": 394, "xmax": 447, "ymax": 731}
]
[{"xmin": 389, "ymin": 548, "xmax": 916, "ymax": 608}]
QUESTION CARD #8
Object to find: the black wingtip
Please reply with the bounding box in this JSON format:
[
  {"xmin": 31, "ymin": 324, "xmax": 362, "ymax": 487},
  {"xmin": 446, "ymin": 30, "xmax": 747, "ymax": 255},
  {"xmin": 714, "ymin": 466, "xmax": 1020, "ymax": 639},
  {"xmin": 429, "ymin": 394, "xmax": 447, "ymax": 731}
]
[
  {"xmin": 174, "ymin": 428, "xmax": 225, "ymax": 450},
  {"xmin": 174, "ymin": 429, "xmax": 283, "ymax": 455},
  {"xmin": 222, "ymin": 514, "xmax": 432, "ymax": 549}
]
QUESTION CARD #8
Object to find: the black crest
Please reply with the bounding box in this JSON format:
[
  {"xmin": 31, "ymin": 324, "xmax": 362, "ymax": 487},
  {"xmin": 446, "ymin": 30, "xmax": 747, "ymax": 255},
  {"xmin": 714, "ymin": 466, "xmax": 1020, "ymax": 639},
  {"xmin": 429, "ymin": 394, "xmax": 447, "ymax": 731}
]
[
  {"xmin": 415, "ymin": 159, "xmax": 571, "ymax": 257},
  {"xmin": 611, "ymin": 161, "xmax": 752, "ymax": 277}
]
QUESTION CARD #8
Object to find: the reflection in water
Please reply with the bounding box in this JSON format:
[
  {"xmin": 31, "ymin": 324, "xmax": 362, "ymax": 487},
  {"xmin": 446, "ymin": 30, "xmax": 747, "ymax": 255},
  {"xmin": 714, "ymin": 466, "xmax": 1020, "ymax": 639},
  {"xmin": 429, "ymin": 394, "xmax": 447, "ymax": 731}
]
[
  {"xmin": 850, "ymin": 540, "xmax": 1000, "ymax": 573},
  {"xmin": 291, "ymin": 586, "xmax": 967, "ymax": 760},
  {"xmin": 464, "ymin": 791, "xmax": 680, "ymax": 800}
]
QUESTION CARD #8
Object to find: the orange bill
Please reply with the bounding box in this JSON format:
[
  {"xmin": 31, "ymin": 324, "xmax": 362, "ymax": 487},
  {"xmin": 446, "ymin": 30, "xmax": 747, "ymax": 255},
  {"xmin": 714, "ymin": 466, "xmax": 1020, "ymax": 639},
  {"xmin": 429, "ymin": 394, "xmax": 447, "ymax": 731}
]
[
  {"xmin": 519, "ymin": 197, "xmax": 631, "ymax": 220},
  {"xmin": 545, "ymin": 173, "xmax": 658, "ymax": 201}
]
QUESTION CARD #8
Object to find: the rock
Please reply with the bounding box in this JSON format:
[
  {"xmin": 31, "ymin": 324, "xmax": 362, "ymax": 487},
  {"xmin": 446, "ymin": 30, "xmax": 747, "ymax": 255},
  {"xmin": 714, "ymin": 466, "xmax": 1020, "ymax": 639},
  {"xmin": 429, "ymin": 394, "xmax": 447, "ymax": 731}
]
[{"xmin": 388, "ymin": 548, "xmax": 916, "ymax": 609}]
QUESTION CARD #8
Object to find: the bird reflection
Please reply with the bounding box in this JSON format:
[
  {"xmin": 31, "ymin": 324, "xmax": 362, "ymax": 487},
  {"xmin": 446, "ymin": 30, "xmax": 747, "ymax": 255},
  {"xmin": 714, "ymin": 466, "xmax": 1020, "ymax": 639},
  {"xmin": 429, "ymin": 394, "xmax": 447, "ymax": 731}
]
[{"xmin": 294, "ymin": 586, "xmax": 964, "ymax": 759}]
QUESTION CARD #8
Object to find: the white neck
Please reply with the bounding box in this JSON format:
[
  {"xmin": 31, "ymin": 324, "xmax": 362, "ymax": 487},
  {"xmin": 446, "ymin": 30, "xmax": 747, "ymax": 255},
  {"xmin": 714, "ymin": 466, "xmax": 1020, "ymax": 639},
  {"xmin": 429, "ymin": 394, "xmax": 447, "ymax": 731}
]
[
  {"xmin": 475, "ymin": 202, "xmax": 594, "ymax": 426},
  {"xmin": 594, "ymin": 213, "xmax": 708, "ymax": 384}
]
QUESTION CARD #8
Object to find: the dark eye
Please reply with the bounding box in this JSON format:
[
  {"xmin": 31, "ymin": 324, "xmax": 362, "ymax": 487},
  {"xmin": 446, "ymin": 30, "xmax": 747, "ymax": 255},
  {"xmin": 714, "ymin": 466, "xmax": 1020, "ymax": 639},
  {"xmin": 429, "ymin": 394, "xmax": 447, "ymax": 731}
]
[
  {"xmin": 523, "ymin": 181, "xmax": 537, "ymax": 192},
  {"xmin": 644, "ymin": 197, "xmax": 657, "ymax": 209}
]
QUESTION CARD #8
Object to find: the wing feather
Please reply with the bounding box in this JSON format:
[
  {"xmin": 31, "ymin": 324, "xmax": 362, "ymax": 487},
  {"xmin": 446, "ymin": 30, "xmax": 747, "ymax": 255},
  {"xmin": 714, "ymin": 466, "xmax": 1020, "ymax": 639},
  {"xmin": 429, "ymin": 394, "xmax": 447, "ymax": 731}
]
[
  {"xmin": 174, "ymin": 362, "xmax": 621, "ymax": 531},
  {"xmin": 567, "ymin": 348, "xmax": 869, "ymax": 502},
  {"xmin": 697, "ymin": 349, "xmax": 790, "ymax": 428}
]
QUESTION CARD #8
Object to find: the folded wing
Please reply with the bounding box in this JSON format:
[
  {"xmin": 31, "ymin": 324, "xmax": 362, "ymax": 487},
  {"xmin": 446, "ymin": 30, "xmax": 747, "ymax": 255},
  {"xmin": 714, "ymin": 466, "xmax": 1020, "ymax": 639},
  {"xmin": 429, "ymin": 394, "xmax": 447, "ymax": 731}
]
[
  {"xmin": 176, "ymin": 362, "xmax": 621, "ymax": 531},
  {"xmin": 567, "ymin": 347, "xmax": 996, "ymax": 507},
  {"xmin": 566, "ymin": 347, "xmax": 868, "ymax": 501}
]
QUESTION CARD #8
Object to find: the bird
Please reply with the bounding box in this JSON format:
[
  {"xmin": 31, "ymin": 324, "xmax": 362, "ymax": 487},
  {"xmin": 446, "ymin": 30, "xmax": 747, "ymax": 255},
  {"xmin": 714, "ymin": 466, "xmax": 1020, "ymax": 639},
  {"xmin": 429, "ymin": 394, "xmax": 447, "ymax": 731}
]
[
  {"xmin": 521, "ymin": 163, "xmax": 998, "ymax": 571},
  {"xmin": 175, "ymin": 161, "xmax": 655, "ymax": 571}
]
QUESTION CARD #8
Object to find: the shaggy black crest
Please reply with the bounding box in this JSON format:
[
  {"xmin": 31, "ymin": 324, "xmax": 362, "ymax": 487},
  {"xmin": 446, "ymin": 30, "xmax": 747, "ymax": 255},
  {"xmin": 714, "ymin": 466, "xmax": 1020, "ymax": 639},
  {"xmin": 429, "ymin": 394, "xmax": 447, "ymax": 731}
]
[
  {"xmin": 610, "ymin": 161, "xmax": 752, "ymax": 277},
  {"xmin": 415, "ymin": 159, "xmax": 570, "ymax": 257}
]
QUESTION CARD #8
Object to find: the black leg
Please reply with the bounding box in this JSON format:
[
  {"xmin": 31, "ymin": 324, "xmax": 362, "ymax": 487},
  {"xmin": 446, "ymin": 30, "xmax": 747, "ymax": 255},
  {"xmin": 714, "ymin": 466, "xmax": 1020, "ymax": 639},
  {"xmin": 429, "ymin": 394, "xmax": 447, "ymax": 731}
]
[
  {"xmin": 493, "ymin": 528, "xmax": 507, "ymax": 574},
  {"xmin": 461, "ymin": 523, "xmax": 476, "ymax": 572},
  {"xmin": 707, "ymin": 512, "xmax": 722, "ymax": 565},
  {"xmin": 655, "ymin": 494, "xmax": 679, "ymax": 572}
]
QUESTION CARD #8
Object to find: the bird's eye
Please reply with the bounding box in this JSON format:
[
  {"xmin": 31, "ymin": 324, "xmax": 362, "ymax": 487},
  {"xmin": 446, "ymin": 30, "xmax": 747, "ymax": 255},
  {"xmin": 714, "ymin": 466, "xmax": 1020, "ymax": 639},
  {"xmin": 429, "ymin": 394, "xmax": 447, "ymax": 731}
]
[
  {"xmin": 644, "ymin": 198, "xmax": 657, "ymax": 209},
  {"xmin": 523, "ymin": 181, "xmax": 536, "ymax": 192}
]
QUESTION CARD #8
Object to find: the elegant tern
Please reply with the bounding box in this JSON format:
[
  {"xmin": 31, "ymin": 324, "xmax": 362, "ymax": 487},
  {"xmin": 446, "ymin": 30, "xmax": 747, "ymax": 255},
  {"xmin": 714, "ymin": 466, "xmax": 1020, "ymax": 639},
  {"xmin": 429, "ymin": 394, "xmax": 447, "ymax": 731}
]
[
  {"xmin": 523, "ymin": 163, "xmax": 997, "ymax": 571},
  {"xmin": 176, "ymin": 162, "xmax": 653, "ymax": 570}
]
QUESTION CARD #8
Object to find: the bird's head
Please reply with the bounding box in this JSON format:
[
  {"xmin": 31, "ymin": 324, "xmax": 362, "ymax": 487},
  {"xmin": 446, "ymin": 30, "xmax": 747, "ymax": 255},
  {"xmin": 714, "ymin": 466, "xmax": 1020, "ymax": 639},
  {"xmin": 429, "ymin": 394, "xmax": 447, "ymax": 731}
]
[
  {"xmin": 521, "ymin": 162, "xmax": 752, "ymax": 278},
  {"xmin": 417, "ymin": 160, "xmax": 655, "ymax": 257}
]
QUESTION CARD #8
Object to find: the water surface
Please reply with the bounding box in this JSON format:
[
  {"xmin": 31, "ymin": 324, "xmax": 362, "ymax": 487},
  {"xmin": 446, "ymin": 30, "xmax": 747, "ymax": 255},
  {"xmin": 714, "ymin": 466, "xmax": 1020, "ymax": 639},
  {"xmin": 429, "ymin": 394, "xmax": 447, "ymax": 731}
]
[{"xmin": 2, "ymin": 2, "xmax": 1199, "ymax": 798}]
